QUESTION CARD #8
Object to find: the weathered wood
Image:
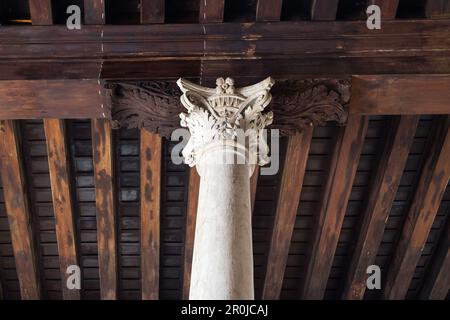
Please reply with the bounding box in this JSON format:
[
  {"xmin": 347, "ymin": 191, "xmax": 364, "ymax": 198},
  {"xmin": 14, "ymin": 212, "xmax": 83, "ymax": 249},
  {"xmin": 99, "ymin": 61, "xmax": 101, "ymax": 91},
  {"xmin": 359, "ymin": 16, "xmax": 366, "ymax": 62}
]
[
  {"xmin": 29, "ymin": 0, "xmax": 53, "ymax": 25},
  {"xmin": 301, "ymin": 115, "xmax": 368, "ymax": 299},
  {"xmin": 0, "ymin": 80, "xmax": 108, "ymax": 119},
  {"xmin": 419, "ymin": 217, "xmax": 450, "ymax": 299},
  {"xmin": 343, "ymin": 116, "xmax": 419, "ymax": 299},
  {"xmin": 140, "ymin": 128, "xmax": 161, "ymax": 300},
  {"xmin": 250, "ymin": 166, "xmax": 259, "ymax": 213},
  {"xmin": 256, "ymin": 0, "xmax": 283, "ymax": 21},
  {"xmin": 311, "ymin": 0, "xmax": 339, "ymax": 20},
  {"xmin": 91, "ymin": 119, "xmax": 117, "ymax": 300},
  {"xmin": 0, "ymin": 120, "xmax": 41, "ymax": 299},
  {"xmin": 84, "ymin": 0, "xmax": 105, "ymax": 24},
  {"xmin": 350, "ymin": 75, "xmax": 450, "ymax": 115},
  {"xmin": 384, "ymin": 117, "xmax": 450, "ymax": 299},
  {"xmin": 200, "ymin": 0, "xmax": 225, "ymax": 23},
  {"xmin": 182, "ymin": 167, "xmax": 200, "ymax": 299},
  {"xmin": 141, "ymin": 0, "xmax": 165, "ymax": 24},
  {"xmin": 368, "ymin": 0, "xmax": 400, "ymax": 19},
  {"xmin": 425, "ymin": 0, "xmax": 450, "ymax": 19},
  {"xmin": 262, "ymin": 128, "xmax": 313, "ymax": 299},
  {"xmin": 43, "ymin": 119, "xmax": 79, "ymax": 300}
]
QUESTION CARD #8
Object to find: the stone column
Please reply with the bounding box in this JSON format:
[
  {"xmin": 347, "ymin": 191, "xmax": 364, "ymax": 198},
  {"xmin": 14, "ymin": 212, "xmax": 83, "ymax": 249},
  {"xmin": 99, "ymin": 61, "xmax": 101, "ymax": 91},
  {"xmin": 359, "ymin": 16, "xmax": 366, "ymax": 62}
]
[{"xmin": 177, "ymin": 77, "xmax": 274, "ymax": 300}]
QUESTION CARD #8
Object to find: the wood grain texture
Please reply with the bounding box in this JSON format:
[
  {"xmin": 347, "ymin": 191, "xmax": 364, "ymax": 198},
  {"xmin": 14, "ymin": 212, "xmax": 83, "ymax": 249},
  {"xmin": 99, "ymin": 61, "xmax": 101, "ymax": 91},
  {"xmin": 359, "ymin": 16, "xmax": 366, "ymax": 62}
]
[
  {"xmin": 141, "ymin": 0, "xmax": 165, "ymax": 24},
  {"xmin": 250, "ymin": 166, "xmax": 259, "ymax": 214},
  {"xmin": 0, "ymin": 80, "xmax": 108, "ymax": 119},
  {"xmin": 368, "ymin": 0, "xmax": 400, "ymax": 19},
  {"xmin": 200, "ymin": 0, "xmax": 225, "ymax": 23},
  {"xmin": 300, "ymin": 115, "xmax": 368, "ymax": 299},
  {"xmin": 425, "ymin": 0, "xmax": 450, "ymax": 19},
  {"xmin": 84, "ymin": 0, "xmax": 105, "ymax": 24},
  {"xmin": 343, "ymin": 116, "xmax": 419, "ymax": 299},
  {"xmin": 256, "ymin": 0, "xmax": 283, "ymax": 22},
  {"xmin": 384, "ymin": 117, "xmax": 450, "ymax": 299},
  {"xmin": 0, "ymin": 120, "xmax": 41, "ymax": 299},
  {"xmin": 311, "ymin": 0, "xmax": 339, "ymax": 20},
  {"xmin": 140, "ymin": 128, "xmax": 161, "ymax": 300},
  {"xmin": 182, "ymin": 167, "xmax": 200, "ymax": 299},
  {"xmin": 43, "ymin": 119, "xmax": 79, "ymax": 300},
  {"xmin": 350, "ymin": 75, "xmax": 450, "ymax": 115},
  {"xmin": 262, "ymin": 128, "xmax": 313, "ymax": 299},
  {"xmin": 29, "ymin": 0, "xmax": 53, "ymax": 25},
  {"xmin": 91, "ymin": 119, "xmax": 117, "ymax": 300}
]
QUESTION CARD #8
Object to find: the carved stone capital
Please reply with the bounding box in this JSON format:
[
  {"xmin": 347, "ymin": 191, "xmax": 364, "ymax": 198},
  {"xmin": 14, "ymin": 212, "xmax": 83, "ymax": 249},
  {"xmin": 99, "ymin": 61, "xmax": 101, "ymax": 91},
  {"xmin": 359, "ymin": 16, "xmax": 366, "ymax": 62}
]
[{"xmin": 177, "ymin": 77, "xmax": 275, "ymax": 167}]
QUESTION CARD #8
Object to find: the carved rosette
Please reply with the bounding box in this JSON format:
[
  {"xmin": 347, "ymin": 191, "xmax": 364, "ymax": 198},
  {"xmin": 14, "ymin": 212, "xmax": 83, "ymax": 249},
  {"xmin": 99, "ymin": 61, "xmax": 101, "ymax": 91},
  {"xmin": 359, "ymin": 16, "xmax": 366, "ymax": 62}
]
[{"xmin": 177, "ymin": 77, "xmax": 275, "ymax": 167}]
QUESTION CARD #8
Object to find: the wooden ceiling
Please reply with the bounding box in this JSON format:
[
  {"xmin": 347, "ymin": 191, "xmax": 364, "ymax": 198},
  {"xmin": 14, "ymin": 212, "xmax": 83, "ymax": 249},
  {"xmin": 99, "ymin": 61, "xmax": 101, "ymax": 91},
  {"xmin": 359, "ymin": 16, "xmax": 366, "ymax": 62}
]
[{"xmin": 0, "ymin": 0, "xmax": 449, "ymax": 300}]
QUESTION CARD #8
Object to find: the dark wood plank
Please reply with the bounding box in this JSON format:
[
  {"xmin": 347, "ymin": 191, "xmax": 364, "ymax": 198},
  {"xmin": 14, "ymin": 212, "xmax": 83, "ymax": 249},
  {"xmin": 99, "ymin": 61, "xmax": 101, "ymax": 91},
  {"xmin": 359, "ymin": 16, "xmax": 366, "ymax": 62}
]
[
  {"xmin": 141, "ymin": 0, "xmax": 165, "ymax": 24},
  {"xmin": 43, "ymin": 119, "xmax": 79, "ymax": 300},
  {"xmin": 182, "ymin": 167, "xmax": 200, "ymax": 300},
  {"xmin": 384, "ymin": 117, "xmax": 450, "ymax": 299},
  {"xmin": 300, "ymin": 115, "xmax": 368, "ymax": 299},
  {"xmin": 420, "ymin": 217, "xmax": 450, "ymax": 299},
  {"xmin": 350, "ymin": 75, "xmax": 450, "ymax": 115},
  {"xmin": 425, "ymin": 0, "xmax": 450, "ymax": 19},
  {"xmin": 368, "ymin": 0, "xmax": 400, "ymax": 19},
  {"xmin": 256, "ymin": 0, "xmax": 283, "ymax": 22},
  {"xmin": 343, "ymin": 116, "xmax": 419, "ymax": 299},
  {"xmin": 310, "ymin": 0, "xmax": 339, "ymax": 20},
  {"xmin": 91, "ymin": 119, "xmax": 117, "ymax": 300},
  {"xmin": 200, "ymin": 0, "xmax": 225, "ymax": 23},
  {"xmin": 0, "ymin": 120, "xmax": 41, "ymax": 299},
  {"xmin": 250, "ymin": 166, "xmax": 259, "ymax": 214},
  {"xmin": 29, "ymin": 0, "xmax": 53, "ymax": 25},
  {"xmin": 0, "ymin": 80, "xmax": 108, "ymax": 119},
  {"xmin": 140, "ymin": 128, "xmax": 161, "ymax": 300},
  {"xmin": 262, "ymin": 128, "xmax": 313, "ymax": 299},
  {"xmin": 84, "ymin": 0, "xmax": 105, "ymax": 24}
]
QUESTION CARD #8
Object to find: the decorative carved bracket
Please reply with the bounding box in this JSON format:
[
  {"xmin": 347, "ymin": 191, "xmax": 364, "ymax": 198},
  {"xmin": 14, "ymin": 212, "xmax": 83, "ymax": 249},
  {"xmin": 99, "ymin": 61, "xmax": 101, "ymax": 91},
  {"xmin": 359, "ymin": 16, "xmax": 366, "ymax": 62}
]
[{"xmin": 107, "ymin": 78, "xmax": 350, "ymax": 137}]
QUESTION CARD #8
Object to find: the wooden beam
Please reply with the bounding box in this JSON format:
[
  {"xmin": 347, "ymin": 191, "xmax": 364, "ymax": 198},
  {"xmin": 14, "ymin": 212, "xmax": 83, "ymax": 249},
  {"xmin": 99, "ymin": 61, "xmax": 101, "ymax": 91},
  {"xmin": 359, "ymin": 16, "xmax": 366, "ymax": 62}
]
[
  {"xmin": 140, "ymin": 128, "xmax": 161, "ymax": 300},
  {"xmin": 300, "ymin": 115, "xmax": 368, "ymax": 299},
  {"xmin": 43, "ymin": 119, "xmax": 79, "ymax": 300},
  {"xmin": 343, "ymin": 116, "xmax": 419, "ymax": 300},
  {"xmin": 250, "ymin": 166, "xmax": 259, "ymax": 213},
  {"xmin": 0, "ymin": 120, "xmax": 41, "ymax": 299},
  {"xmin": 310, "ymin": 0, "xmax": 339, "ymax": 20},
  {"xmin": 419, "ymin": 217, "xmax": 450, "ymax": 299},
  {"xmin": 182, "ymin": 167, "xmax": 200, "ymax": 299},
  {"xmin": 384, "ymin": 117, "xmax": 450, "ymax": 299},
  {"xmin": 350, "ymin": 75, "xmax": 450, "ymax": 115},
  {"xmin": 84, "ymin": 0, "xmax": 105, "ymax": 25},
  {"xmin": 368, "ymin": 0, "xmax": 400, "ymax": 19},
  {"xmin": 262, "ymin": 128, "xmax": 313, "ymax": 299},
  {"xmin": 29, "ymin": 0, "xmax": 53, "ymax": 25},
  {"xmin": 141, "ymin": 0, "xmax": 165, "ymax": 24},
  {"xmin": 0, "ymin": 80, "xmax": 108, "ymax": 119},
  {"xmin": 425, "ymin": 0, "xmax": 450, "ymax": 19},
  {"xmin": 200, "ymin": 0, "xmax": 225, "ymax": 23},
  {"xmin": 91, "ymin": 119, "xmax": 117, "ymax": 300},
  {"xmin": 256, "ymin": 0, "xmax": 283, "ymax": 22}
]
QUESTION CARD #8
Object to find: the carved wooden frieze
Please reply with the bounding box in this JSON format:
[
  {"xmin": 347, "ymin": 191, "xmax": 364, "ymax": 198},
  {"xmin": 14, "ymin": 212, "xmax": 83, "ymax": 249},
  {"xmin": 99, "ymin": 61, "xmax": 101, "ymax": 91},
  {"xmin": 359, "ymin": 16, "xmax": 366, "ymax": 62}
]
[{"xmin": 108, "ymin": 78, "xmax": 350, "ymax": 137}]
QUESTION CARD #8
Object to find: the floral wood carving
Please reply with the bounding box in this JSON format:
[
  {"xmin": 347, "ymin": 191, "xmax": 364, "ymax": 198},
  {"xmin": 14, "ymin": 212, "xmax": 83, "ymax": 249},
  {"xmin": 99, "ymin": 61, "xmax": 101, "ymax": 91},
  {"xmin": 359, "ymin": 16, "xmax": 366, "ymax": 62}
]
[
  {"xmin": 108, "ymin": 78, "xmax": 350, "ymax": 137},
  {"xmin": 270, "ymin": 79, "xmax": 350, "ymax": 135}
]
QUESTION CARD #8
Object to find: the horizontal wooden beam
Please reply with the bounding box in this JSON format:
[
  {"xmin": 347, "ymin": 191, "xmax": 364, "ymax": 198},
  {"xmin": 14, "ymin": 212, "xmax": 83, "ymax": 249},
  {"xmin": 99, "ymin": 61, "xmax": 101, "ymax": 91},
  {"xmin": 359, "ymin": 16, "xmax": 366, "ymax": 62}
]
[
  {"xmin": 44, "ymin": 119, "xmax": 79, "ymax": 300},
  {"xmin": 343, "ymin": 116, "xmax": 419, "ymax": 299},
  {"xmin": 200, "ymin": 0, "xmax": 225, "ymax": 23},
  {"xmin": 256, "ymin": 0, "xmax": 283, "ymax": 22},
  {"xmin": 0, "ymin": 120, "xmax": 41, "ymax": 299},
  {"xmin": 384, "ymin": 116, "xmax": 450, "ymax": 299},
  {"xmin": 350, "ymin": 75, "xmax": 450, "ymax": 115},
  {"xmin": 0, "ymin": 80, "xmax": 109, "ymax": 119},
  {"xmin": 91, "ymin": 119, "xmax": 117, "ymax": 300},
  {"xmin": 84, "ymin": 0, "xmax": 105, "ymax": 25},
  {"xmin": 301, "ymin": 115, "xmax": 368, "ymax": 299},
  {"xmin": 1, "ymin": 20, "xmax": 450, "ymax": 79},
  {"xmin": 140, "ymin": 128, "xmax": 161, "ymax": 300}
]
